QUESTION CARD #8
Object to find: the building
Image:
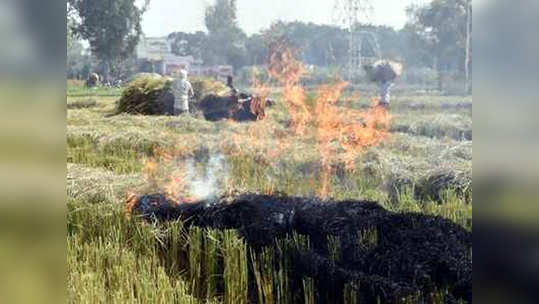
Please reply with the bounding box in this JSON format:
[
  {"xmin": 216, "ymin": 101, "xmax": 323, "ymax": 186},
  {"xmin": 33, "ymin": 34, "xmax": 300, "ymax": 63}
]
[
  {"xmin": 136, "ymin": 37, "xmax": 199, "ymax": 75},
  {"xmin": 136, "ymin": 37, "xmax": 233, "ymax": 80}
]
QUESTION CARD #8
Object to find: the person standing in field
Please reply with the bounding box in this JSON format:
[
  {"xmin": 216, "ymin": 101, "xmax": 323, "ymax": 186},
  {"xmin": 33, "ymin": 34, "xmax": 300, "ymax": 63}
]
[
  {"xmin": 172, "ymin": 69, "xmax": 194, "ymax": 115},
  {"xmin": 363, "ymin": 60, "xmax": 403, "ymax": 108}
]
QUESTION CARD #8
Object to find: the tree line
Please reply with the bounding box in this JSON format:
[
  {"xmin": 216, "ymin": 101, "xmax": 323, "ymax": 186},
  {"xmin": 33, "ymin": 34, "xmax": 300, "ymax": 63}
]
[{"xmin": 67, "ymin": 0, "xmax": 471, "ymax": 92}]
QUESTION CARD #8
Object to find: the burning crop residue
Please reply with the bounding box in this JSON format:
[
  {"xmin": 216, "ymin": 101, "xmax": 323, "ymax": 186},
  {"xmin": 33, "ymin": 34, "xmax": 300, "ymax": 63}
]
[
  {"xmin": 125, "ymin": 41, "xmax": 470, "ymax": 304},
  {"xmin": 139, "ymin": 147, "xmax": 230, "ymax": 204},
  {"xmin": 265, "ymin": 41, "xmax": 391, "ymax": 197}
]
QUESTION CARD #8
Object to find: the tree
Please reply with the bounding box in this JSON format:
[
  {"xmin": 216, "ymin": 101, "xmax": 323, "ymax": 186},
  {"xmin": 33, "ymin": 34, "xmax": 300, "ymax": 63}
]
[
  {"xmin": 67, "ymin": 3, "xmax": 90, "ymax": 79},
  {"xmin": 262, "ymin": 21, "xmax": 348, "ymax": 67},
  {"xmin": 406, "ymin": 0, "xmax": 469, "ymax": 91},
  {"xmin": 245, "ymin": 34, "xmax": 267, "ymax": 66},
  {"xmin": 68, "ymin": 0, "xmax": 149, "ymax": 81},
  {"xmin": 204, "ymin": 0, "xmax": 247, "ymax": 69},
  {"xmin": 168, "ymin": 31, "xmax": 207, "ymax": 59}
]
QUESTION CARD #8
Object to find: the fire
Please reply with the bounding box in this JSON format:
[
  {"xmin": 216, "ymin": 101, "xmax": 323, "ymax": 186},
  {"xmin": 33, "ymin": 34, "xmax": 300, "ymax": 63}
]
[
  {"xmin": 164, "ymin": 169, "xmax": 185, "ymax": 204},
  {"xmin": 314, "ymin": 88, "xmax": 391, "ymax": 197},
  {"xmin": 268, "ymin": 42, "xmax": 311, "ymax": 135},
  {"xmin": 266, "ymin": 42, "xmax": 391, "ymax": 197},
  {"xmin": 226, "ymin": 64, "xmax": 293, "ymax": 166},
  {"xmin": 130, "ymin": 40, "xmax": 391, "ymax": 209},
  {"xmin": 139, "ymin": 146, "xmax": 195, "ymax": 205}
]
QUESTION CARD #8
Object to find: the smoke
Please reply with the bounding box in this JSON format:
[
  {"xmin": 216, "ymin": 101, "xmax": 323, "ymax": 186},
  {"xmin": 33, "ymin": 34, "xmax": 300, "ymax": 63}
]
[{"xmin": 185, "ymin": 153, "xmax": 229, "ymax": 200}]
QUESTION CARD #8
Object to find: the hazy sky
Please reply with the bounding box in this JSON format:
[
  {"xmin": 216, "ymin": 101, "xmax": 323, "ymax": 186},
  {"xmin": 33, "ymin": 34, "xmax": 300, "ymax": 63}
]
[{"xmin": 139, "ymin": 0, "xmax": 430, "ymax": 37}]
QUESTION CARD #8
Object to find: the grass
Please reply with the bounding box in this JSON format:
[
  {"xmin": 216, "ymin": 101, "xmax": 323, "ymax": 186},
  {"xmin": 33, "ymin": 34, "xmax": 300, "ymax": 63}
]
[{"xmin": 67, "ymin": 83, "xmax": 472, "ymax": 303}]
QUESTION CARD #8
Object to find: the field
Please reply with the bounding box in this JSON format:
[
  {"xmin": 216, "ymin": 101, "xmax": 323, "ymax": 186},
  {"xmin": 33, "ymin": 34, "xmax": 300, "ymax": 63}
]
[{"xmin": 67, "ymin": 82, "xmax": 472, "ymax": 303}]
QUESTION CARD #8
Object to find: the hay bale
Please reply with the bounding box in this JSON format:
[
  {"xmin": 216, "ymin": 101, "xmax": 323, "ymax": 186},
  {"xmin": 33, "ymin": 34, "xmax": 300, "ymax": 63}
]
[
  {"xmin": 116, "ymin": 76, "xmax": 228, "ymax": 116},
  {"xmin": 190, "ymin": 77, "xmax": 230, "ymax": 101},
  {"xmin": 128, "ymin": 72, "xmax": 163, "ymax": 82},
  {"xmin": 117, "ymin": 76, "xmax": 175, "ymax": 115},
  {"xmin": 364, "ymin": 60, "xmax": 403, "ymax": 83}
]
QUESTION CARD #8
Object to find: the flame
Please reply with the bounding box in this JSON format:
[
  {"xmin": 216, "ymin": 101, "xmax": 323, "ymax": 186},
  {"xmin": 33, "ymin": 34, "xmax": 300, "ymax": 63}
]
[
  {"xmin": 227, "ymin": 65, "xmax": 293, "ymax": 166},
  {"xmin": 130, "ymin": 41, "xmax": 391, "ymax": 209},
  {"xmin": 267, "ymin": 42, "xmax": 391, "ymax": 197},
  {"xmin": 313, "ymin": 84, "xmax": 391, "ymax": 197},
  {"xmin": 165, "ymin": 170, "xmax": 185, "ymax": 203},
  {"xmin": 139, "ymin": 146, "xmax": 195, "ymax": 205},
  {"xmin": 231, "ymin": 41, "xmax": 392, "ymax": 198},
  {"xmin": 125, "ymin": 192, "xmax": 138, "ymax": 215},
  {"xmin": 268, "ymin": 42, "xmax": 311, "ymax": 135}
]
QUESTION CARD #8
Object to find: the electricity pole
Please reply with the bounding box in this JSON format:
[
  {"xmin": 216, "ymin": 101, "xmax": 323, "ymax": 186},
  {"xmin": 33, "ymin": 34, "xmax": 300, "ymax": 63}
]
[{"xmin": 333, "ymin": 0, "xmax": 380, "ymax": 82}]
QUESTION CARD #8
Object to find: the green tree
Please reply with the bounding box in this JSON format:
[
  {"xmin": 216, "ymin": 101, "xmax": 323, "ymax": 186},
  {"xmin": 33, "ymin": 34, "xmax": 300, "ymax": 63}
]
[
  {"xmin": 168, "ymin": 31, "xmax": 207, "ymax": 59},
  {"xmin": 204, "ymin": 0, "xmax": 247, "ymax": 69},
  {"xmin": 406, "ymin": 0, "xmax": 470, "ymax": 91},
  {"xmin": 262, "ymin": 21, "xmax": 348, "ymax": 67},
  {"xmin": 68, "ymin": 0, "xmax": 149, "ymax": 81},
  {"xmin": 245, "ymin": 34, "xmax": 268, "ymax": 66}
]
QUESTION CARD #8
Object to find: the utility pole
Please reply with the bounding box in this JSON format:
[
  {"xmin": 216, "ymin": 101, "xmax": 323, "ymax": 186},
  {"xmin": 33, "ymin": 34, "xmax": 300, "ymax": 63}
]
[{"xmin": 333, "ymin": 0, "xmax": 380, "ymax": 82}]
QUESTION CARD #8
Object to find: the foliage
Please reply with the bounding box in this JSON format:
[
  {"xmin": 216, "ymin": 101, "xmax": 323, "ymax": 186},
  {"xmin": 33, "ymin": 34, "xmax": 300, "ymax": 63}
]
[
  {"xmin": 168, "ymin": 31, "xmax": 207, "ymax": 58},
  {"xmin": 203, "ymin": 0, "xmax": 248, "ymax": 69},
  {"xmin": 68, "ymin": 0, "xmax": 149, "ymax": 80},
  {"xmin": 405, "ymin": 0, "xmax": 471, "ymax": 91},
  {"xmin": 262, "ymin": 21, "xmax": 348, "ymax": 67}
]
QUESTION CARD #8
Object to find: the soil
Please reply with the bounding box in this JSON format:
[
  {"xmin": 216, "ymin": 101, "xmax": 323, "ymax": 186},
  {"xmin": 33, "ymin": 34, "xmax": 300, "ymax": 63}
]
[{"xmin": 130, "ymin": 193, "xmax": 471, "ymax": 303}]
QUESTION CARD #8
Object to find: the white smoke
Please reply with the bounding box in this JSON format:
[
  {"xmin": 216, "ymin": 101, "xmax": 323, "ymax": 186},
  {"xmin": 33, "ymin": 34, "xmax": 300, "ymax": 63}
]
[{"xmin": 185, "ymin": 153, "xmax": 228, "ymax": 200}]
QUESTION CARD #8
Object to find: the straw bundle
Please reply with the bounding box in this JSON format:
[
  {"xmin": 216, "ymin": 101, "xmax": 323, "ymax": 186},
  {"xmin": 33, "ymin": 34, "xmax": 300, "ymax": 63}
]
[
  {"xmin": 116, "ymin": 76, "xmax": 228, "ymax": 115},
  {"xmin": 364, "ymin": 60, "xmax": 403, "ymax": 83}
]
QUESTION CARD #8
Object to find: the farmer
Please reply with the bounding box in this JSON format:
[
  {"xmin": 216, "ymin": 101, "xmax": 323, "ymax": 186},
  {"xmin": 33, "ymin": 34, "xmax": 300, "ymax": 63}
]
[
  {"xmin": 172, "ymin": 69, "xmax": 194, "ymax": 115},
  {"xmin": 379, "ymin": 80, "xmax": 394, "ymax": 108},
  {"xmin": 363, "ymin": 60, "xmax": 403, "ymax": 108}
]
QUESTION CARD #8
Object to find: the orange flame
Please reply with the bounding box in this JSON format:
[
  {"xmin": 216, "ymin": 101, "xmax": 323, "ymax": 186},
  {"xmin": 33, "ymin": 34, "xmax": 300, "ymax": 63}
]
[
  {"xmin": 266, "ymin": 42, "xmax": 391, "ymax": 198},
  {"xmin": 131, "ymin": 41, "xmax": 391, "ymax": 207},
  {"xmin": 139, "ymin": 146, "xmax": 196, "ymax": 205},
  {"xmin": 268, "ymin": 42, "xmax": 311, "ymax": 135}
]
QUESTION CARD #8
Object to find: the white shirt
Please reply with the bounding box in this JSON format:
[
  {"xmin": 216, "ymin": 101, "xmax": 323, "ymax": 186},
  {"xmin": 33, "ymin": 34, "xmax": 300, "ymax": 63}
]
[{"xmin": 172, "ymin": 78, "xmax": 193, "ymax": 110}]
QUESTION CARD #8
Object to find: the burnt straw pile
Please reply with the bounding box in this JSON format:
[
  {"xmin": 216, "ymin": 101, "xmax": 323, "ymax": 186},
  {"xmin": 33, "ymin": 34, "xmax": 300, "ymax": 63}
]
[
  {"xmin": 129, "ymin": 194, "xmax": 471, "ymax": 303},
  {"xmin": 198, "ymin": 93, "xmax": 267, "ymax": 121}
]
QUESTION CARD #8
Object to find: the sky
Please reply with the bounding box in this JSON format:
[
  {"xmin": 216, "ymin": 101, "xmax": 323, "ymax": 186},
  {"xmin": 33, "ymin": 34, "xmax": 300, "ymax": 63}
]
[{"xmin": 139, "ymin": 0, "xmax": 431, "ymax": 37}]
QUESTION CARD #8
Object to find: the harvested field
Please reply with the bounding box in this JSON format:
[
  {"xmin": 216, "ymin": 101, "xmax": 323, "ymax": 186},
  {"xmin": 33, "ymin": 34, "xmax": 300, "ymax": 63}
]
[{"xmin": 67, "ymin": 82, "xmax": 472, "ymax": 303}]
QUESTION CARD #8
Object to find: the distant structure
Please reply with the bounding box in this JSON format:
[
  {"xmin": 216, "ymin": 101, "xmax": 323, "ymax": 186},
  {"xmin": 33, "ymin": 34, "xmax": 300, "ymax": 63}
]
[
  {"xmin": 136, "ymin": 36, "xmax": 233, "ymax": 80},
  {"xmin": 333, "ymin": 0, "xmax": 381, "ymax": 81}
]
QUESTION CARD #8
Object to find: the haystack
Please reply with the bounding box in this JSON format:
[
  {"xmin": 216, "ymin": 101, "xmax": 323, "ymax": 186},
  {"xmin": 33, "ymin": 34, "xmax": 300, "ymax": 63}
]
[
  {"xmin": 117, "ymin": 76, "xmax": 175, "ymax": 115},
  {"xmin": 116, "ymin": 76, "xmax": 228, "ymax": 116},
  {"xmin": 363, "ymin": 60, "xmax": 403, "ymax": 83}
]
